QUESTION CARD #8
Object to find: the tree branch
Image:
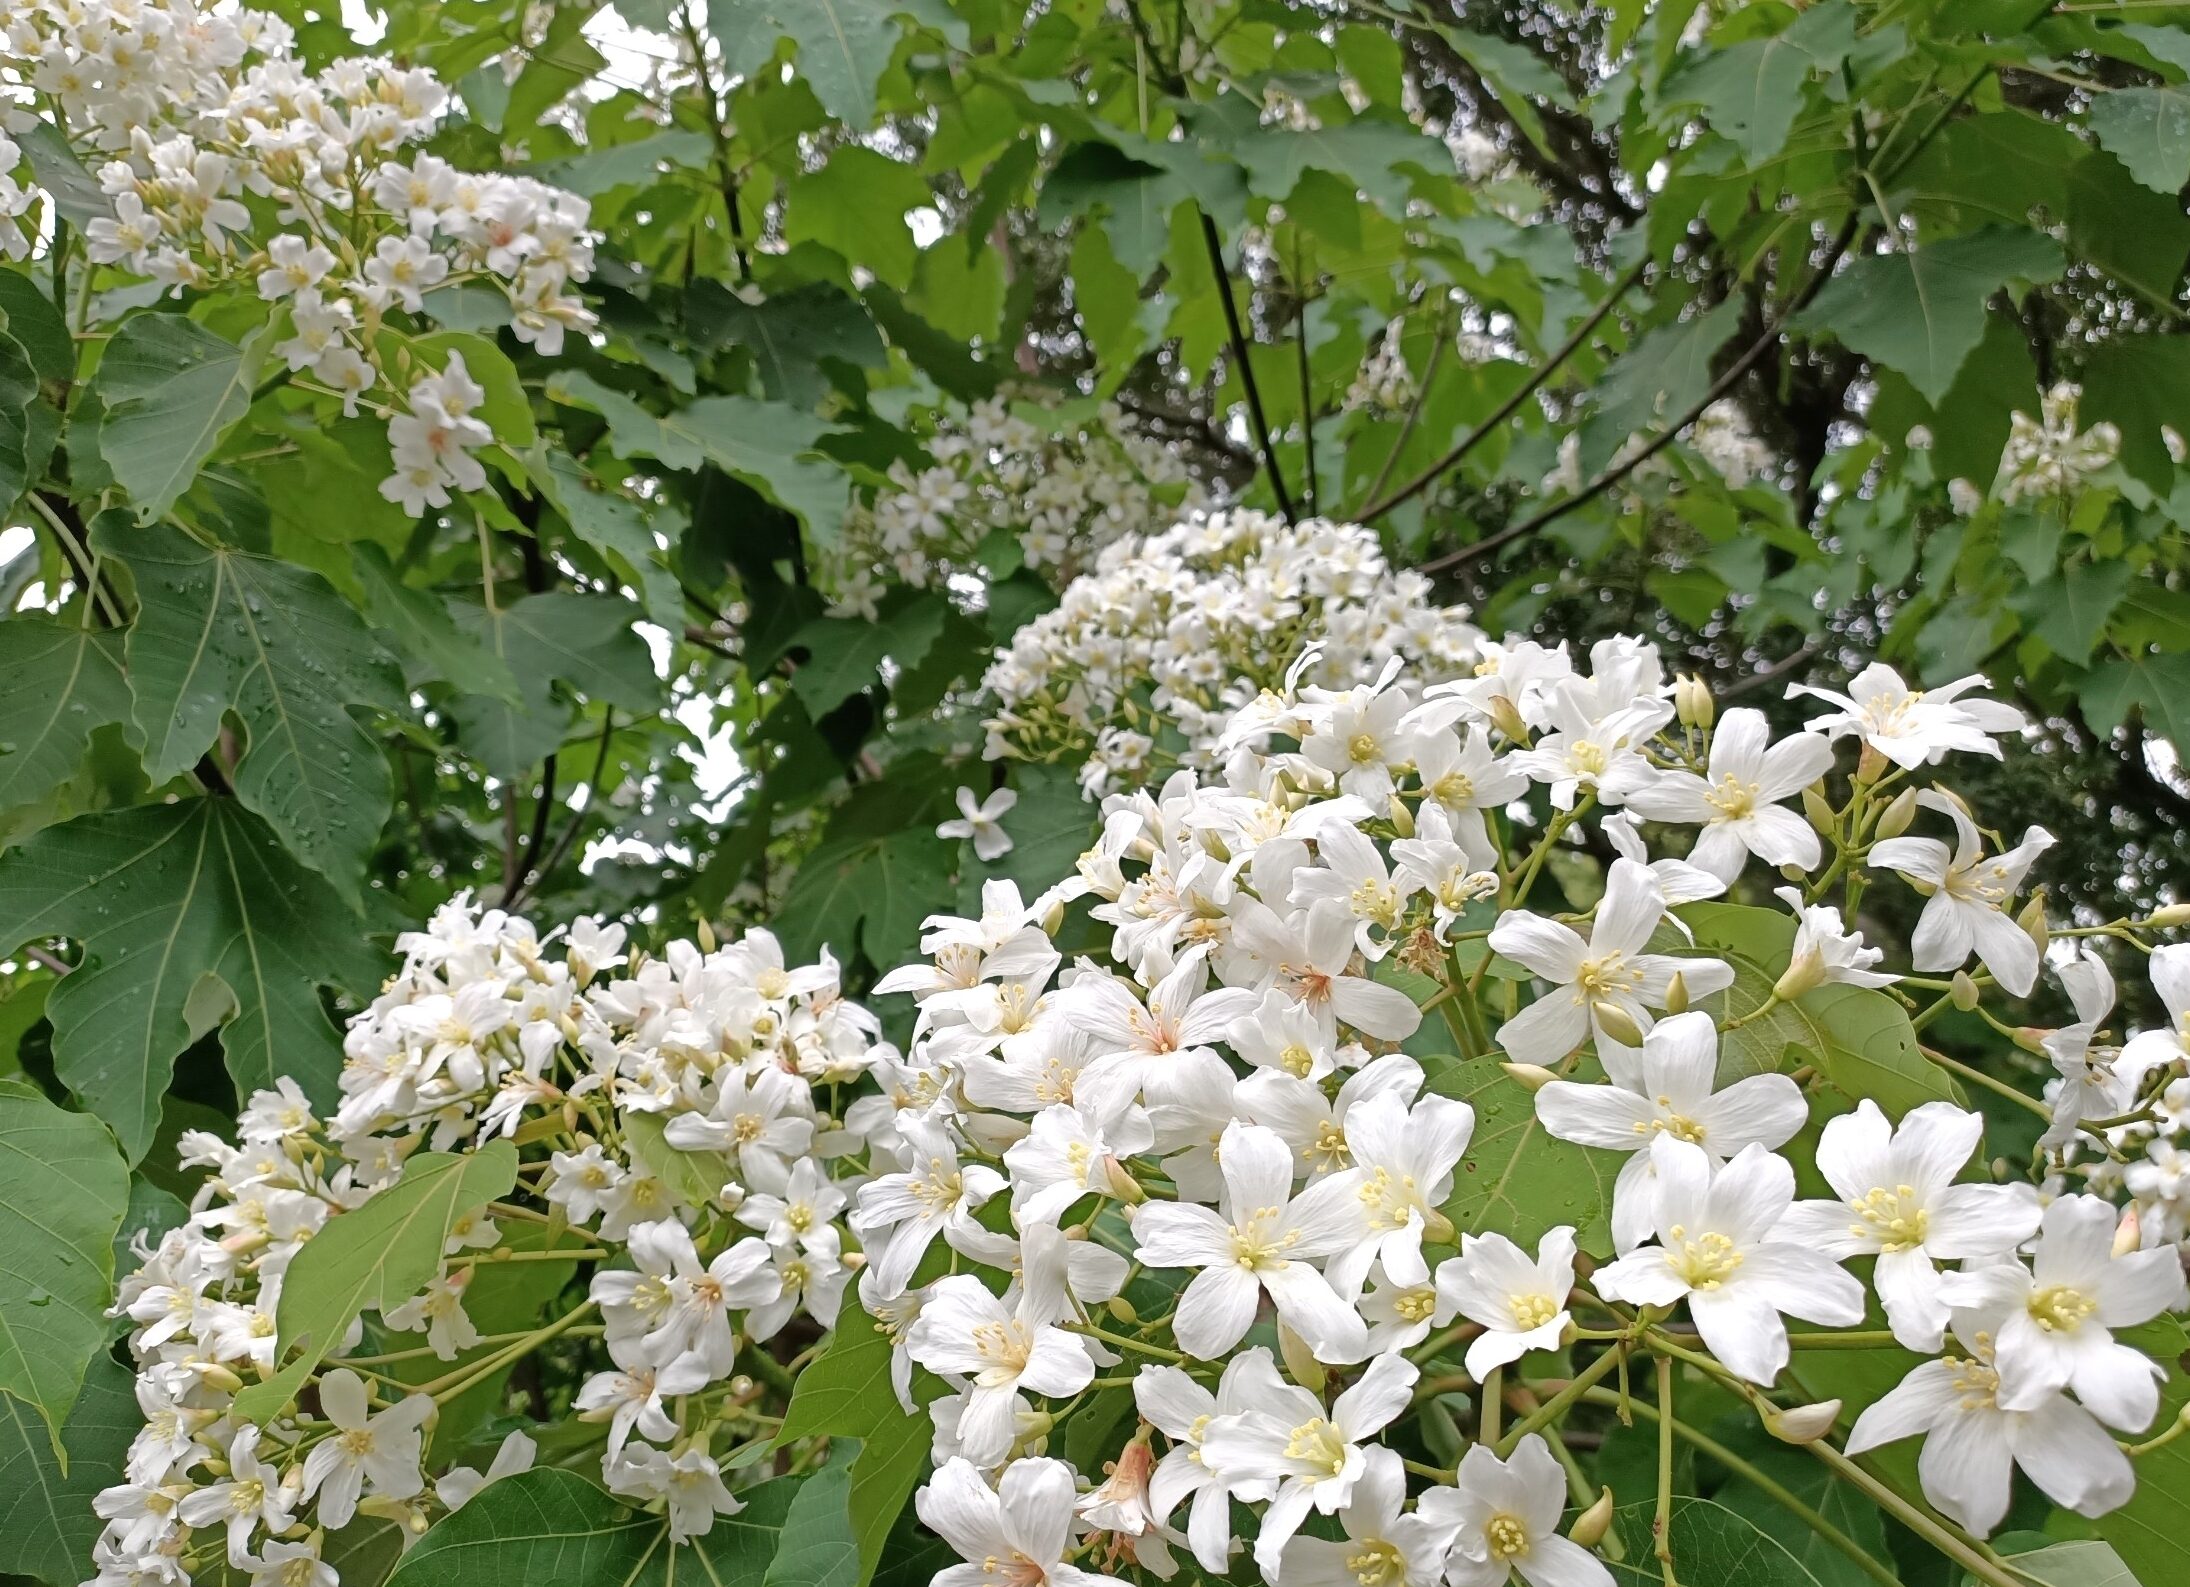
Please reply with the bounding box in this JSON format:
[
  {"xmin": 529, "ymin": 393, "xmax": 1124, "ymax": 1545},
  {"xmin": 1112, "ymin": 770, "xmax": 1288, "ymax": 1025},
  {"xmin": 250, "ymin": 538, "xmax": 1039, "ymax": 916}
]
[{"xmin": 1200, "ymin": 210, "xmax": 1298, "ymax": 524}]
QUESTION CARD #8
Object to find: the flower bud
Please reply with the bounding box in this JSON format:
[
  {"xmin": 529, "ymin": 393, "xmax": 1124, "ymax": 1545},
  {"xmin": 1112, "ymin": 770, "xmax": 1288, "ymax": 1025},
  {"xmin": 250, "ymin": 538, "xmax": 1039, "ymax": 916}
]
[
  {"xmin": 1488, "ymin": 695, "xmax": 1530, "ymax": 744},
  {"xmin": 696, "ymin": 917, "xmax": 717, "ymax": 953},
  {"xmin": 1855, "ymin": 743, "xmax": 1887, "ymax": 785},
  {"xmin": 1767, "ymin": 1399, "xmax": 1843, "ymax": 1444},
  {"xmin": 1663, "ymin": 972, "xmax": 1690, "ymax": 1016},
  {"xmin": 1388, "ymin": 795, "xmax": 1415, "ymax": 839},
  {"xmin": 1278, "ymin": 1323, "xmax": 1328, "ymax": 1394},
  {"xmin": 1592, "ymin": 1000, "xmax": 1646, "ymax": 1048},
  {"xmin": 1421, "ymin": 1207, "xmax": 1456, "ymax": 1245},
  {"xmin": 1106, "ymin": 1295, "xmax": 1139, "ymax": 1324},
  {"xmin": 1875, "ymin": 787, "xmax": 1918, "ymax": 840},
  {"xmin": 1042, "ymin": 898, "xmax": 1066, "ymax": 936},
  {"xmin": 1103, "ymin": 1157, "xmax": 1148, "ymax": 1205},
  {"xmin": 1501, "ymin": 1062, "xmax": 1558, "ymax": 1091},
  {"xmin": 2018, "ymin": 892, "xmax": 2049, "ymax": 956},
  {"xmin": 1801, "ymin": 782, "xmax": 1834, "ymax": 836},
  {"xmin": 1675, "ymin": 674, "xmax": 1714, "ymax": 730},
  {"xmin": 1774, "ymin": 945, "xmax": 1825, "ymax": 1003},
  {"xmin": 1950, "ymin": 971, "xmax": 1980, "ymax": 1011},
  {"xmin": 1569, "ymin": 1488, "xmax": 1616, "ymax": 1548},
  {"xmin": 2148, "ymin": 901, "xmax": 2190, "ymax": 929},
  {"xmin": 2114, "ymin": 1205, "xmax": 2143, "ymax": 1258}
]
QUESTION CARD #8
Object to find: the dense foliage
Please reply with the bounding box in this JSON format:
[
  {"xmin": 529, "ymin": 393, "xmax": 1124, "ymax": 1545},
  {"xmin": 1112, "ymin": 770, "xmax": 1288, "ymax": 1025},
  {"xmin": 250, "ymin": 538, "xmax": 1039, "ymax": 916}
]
[{"xmin": 2, "ymin": 0, "xmax": 2189, "ymax": 1584}]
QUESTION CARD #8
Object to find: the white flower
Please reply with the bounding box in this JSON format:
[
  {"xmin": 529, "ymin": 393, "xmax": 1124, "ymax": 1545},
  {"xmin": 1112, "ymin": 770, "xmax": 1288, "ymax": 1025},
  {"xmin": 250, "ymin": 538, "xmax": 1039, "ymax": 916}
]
[
  {"xmin": 1772, "ymin": 886, "xmax": 1894, "ymax": 991},
  {"xmin": 1131, "ymin": 1120, "xmax": 1370, "ymax": 1361},
  {"xmin": 1775, "ymin": 1101, "xmax": 2038, "ymax": 1351},
  {"xmin": 852, "ymin": 1122, "xmax": 1008, "ymax": 1297},
  {"xmin": 907, "ymin": 1226, "xmax": 1096, "ymax": 1466},
  {"xmin": 1277, "ymin": 1447, "xmax": 1455, "ymax": 1587},
  {"xmin": 918, "ymin": 1456, "xmax": 1131, "ymax": 1587},
  {"xmin": 1421, "ymin": 1434, "xmax": 1613, "ymax": 1587},
  {"xmin": 381, "ymin": 1270, "xmax": 481, "ymax": 1360},
  {"xmin": 1624, "ymin": 708, "xmax": 1835, "ymax": 881},
  {"xmin": 1135, "ymin": 1356, "xmax": 1278, "ymax": 1572},
  {"xmin": 1946, "ymin": 1193, "xmax": 2185, "ymax": 1430},
  {"xmin": 574, "ymin": 1354, "xmax": 713, "ymax": 1458},
  {"xmin": 1845, "ymin": 1328, "xmax": 2134, "ymax": 1536},
  {"xmin": 1532, "ymin": 1010, "xmax": 1804, "ymax": 1251},
  {"xmin": 1004, "ymin": 1100, "xmax": 1155, "ymax": 1225},
  {"xmin": 1435, "ymin": 1227, "xmax": 1578, "ymax": 1380},
  {"xmin": 1226, "ymin": 898, "xmax": 1425, "ymax": 1043},
  {"xmin": 2041, "ymin": 952, "xmax": 2128, "ymax": 1150},
  {"xmin": 298, "ymin": 1370, "xmax": 432, "ymax": 1528},
  {"xmin": 1328, "ymin": 1088, "xmax": 1475, "ymax": 1294},
  {"xmin": 1487, "ymin": 860, "xmax": 1734, "ymax": 1066},
  {"xmin": 940, "ymin": 786, "xmax": 1019, "ymax": 862},
  {"xmin": 1869, "ymin": 791, "xmax": 2052, "ymax": 995},
  {"xmin": 435, "ymin": 1429, "xmax": 538, "ymax": 1509},
  {"xmin": 1199, "ymin": 1351, "xmax": 1418, "ymax": 1575},
  {"xmin": 1789, "ymin": 663, "xmax": 2024, "ymax": 768},
  {"xmin": 245, "ymin": 1541, "xmax": 336, "ymax": 1587},
  {"xmin": 176, "ymin": 1427, "xmax": 296, "ymax": 1565},
  {"xmin": 2118, "ymin": 942, "xmax": 2190, "ymax": 1082},
  {"xmin": 1595, "ymin": 1138, "xmax": 1864, "ymax": 1384}
]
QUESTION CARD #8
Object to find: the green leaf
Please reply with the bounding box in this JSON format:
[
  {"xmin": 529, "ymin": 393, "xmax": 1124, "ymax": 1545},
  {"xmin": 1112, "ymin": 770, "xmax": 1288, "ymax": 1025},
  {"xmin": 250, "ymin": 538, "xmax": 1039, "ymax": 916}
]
[
  {"xmin": 349, "ymin": 544, "xmax": 522, "ymax": 703},
  {"xmin": 387, "ymin": 1465, "xmax": 807, "ymax": 1587},
  {"xmin": 1795, "ymin": 228, "xmax": 2065, "ymax": 403},
  {"xmin": 0, "ymin": 799, "xmax": 386, "ymax": 1162},
  {"xmin": 1663, "ymin": 0, "xmax": 1859, "ymax": 163},
  {"xmin": 88, "ymin": 315, "xmax": 268, "ymax": 519},
  {"xmin": 763, "ymin": 1461, "xmax": 859, "ymax": 1587},
  {"xmin": 0, "ymin": 1079, "xmax": 129, "ymax": 1445},
  {"xmin": 450, "ymin": 590, "xmax": 661, "ymax": 780},
  {"xmin": 548, "ymin": 372, "xmax": 851, "ymax": 541},
  {"xmin": 2090, "ymin": 84, "xmax": 2190, "ymax": 194},
  {"xmin": 232, "ymin": 1140, "xmax": 519, "ymax": 1423},
  {"xmin": 785, "ymin": 146, "xmax": 931, "ymax": 290},
  {"xmin": 787, "ymin": 590, "xmax": 951, "ymax": 716},
  {"xmin": 713, "ymin": 0, "xmax": 964, "ymax": 129},
  {"xmin": 0, "ymin": 330, "xmax": 39, "ymax": 507},
  {"xmin": 2082, "ymin": 334, "xmax": 2190, "ymax": 492},
  {"xmin": 0, "ymin": 1345, "xmax": 137, "ymax": 1582},
  {"xmin": 538, "ymin": 454, "xmax": 684, "ymax": 631},
  {"xmin": 2023, "ymin": 559, "xmax": 2135, "ymax": 661},
  {"xmin": 1581, "ymin": 298, "xmax": 1745, "ymax": 472},
  {"xmin": 1608, "ymin": 1497, "xmax": 1826, "ymax": 1585},
  {"xmin": 1704, "ymin": 1423, "xmax": 1893, "ymax": 1587},
  {"xmin": 1997, "ymin": 1539, "xmax": 2140, "ymax": 1587},
  {"xmin": 1428, "ymin": 1057, "xmax": 1622, "ymax": 1259},
  {"xmin": 1229, "ymin": 112, "xmax": 1456, "ymax": 218},
  {"xmin": 622, "ymin": 1110, "xmax": 729, "ymax": 1210},
  {"xmin": 986, "ymin": 763, "xmax": 1098, "ymax": 895},
  {"xmin": 686, "ymin": 282, "xmax": 889, "ymax": 409},
  {"xmin": 94, "ymin": 517, "xmax": 405, "ymax": 904},
  {"xmin": 777, "ymin": 1319, "xmax": 935, "ymax": 1584},
  {"xmin": 529, "ymin": 129, "xmax": 715, "ymax": 195},
  {"xmin": 15, "ymin": 123, "xmax": 110, "ymax": 226},
  {"xmin": 0, "ymin": 617, "xmax": 133, "ymax": 815}
]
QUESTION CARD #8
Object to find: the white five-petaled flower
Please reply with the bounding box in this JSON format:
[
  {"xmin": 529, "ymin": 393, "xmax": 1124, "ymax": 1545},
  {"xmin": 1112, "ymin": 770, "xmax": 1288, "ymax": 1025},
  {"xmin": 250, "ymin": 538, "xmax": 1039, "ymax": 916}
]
[
  {"xmin": 2119, "ymin": 942, "xmax": 2190, "ymax": 1082},
  {"xmin": 918, "ymin": 1455, "xmax": 1132, "ymax": 1587},
  {"xmin": 174, "ymin": 1426, "xmax": 296, "ymax": 1566},
  {"xmin": 907, "ymin": 1224, "xmax": 1097, "ymax": 1467},
  {"xmin": 1227, "ymin": 898, "xmax": 1425, "ymax": 1043},
  {"xmin": 1327, "ymin": 1088, "xmax": 1475, "ymax": 1295},
  {"xmin": 1945, "ymin": 1193, "xmax": 2186, "ymax": 1431},
  {"xmin": 1624, "ymin": 707, "xmax": 1836, "ymax": 882},
  {"xmin": 1868, "ymin": 790, "xmax": 2053, "ymax": 995},
  {"xmin": 297, "ymin": 1370, "xmax": 432, "ymax": 1529},
  {"xmin": 1788, "ymin": 662, "xmax": 2024, "ymax": 769},
  {"xmin": 1487, "ymin": 861, "xmax": 1733, "ymax": 1066},
  {"xmin": 1419, "ymin": 1434, "xmax": 1613, "ymax": 1587},
  {"xmin": 1595, "ymin": 1138, "xmax": 1865, "ymax": 1384},
  {"xmin": 1533, "ymin": 1010, "xmax": 1806, "ymax": 1251},
  {"xmin": 1198, "ymin": 1350, "xmax": 1419, "ymax": 1576},
  {"xmin": 1277, "ymin": 1446, "xmax": 1457, "ymax": 1587},
  {"xmin": 1435, "ymin": 1226, "xmax": 1579, "ymax": 1380},
  {"xmin": 852, "ymin": 1121, "xmax": 1008, "ymax": 1297},
  {"xmin": 1772, "ymin": 885, "xmax": 1895, "ymax": 991},
  {"xmin": 1845, "ymin": 1324, "xmax": 2134, "ymax": 1536},
  {"xmin": 1775, "ymin": 1100, "xmax": 2038, "ymax": 1351},
  {"xmin": 1135, "ymin": 1355, "xmax": 1280, "ymax": 1572},
  {"xmin": 940, "ymin": 785, "xmax": 1020, "ymax": 862},
  {"xmin": 1131, "ymin": 1120, "xmax": 1370, "ymax": 1361}
]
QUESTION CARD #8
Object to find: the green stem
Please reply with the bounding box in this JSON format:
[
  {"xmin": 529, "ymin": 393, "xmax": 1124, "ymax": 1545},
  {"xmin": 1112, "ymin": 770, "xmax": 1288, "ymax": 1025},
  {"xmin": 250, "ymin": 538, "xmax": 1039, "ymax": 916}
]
[
  {"xmin": 1654, "ymin": 1355, "xmax": 1680, "ymax": 1587},
  {"xmin": 1920, "ymin": 1046, "xmax": 2051, "ymax": 1120},
  {"xmin": 1498, "ymin": 1346, "xmax": 1626, "ymax": 1454}
]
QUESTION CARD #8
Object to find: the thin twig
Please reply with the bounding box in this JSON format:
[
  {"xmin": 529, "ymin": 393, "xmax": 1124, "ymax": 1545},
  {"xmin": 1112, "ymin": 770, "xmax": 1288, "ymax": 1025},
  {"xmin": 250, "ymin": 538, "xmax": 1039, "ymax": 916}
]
[
  {"xmin": 1200, "ymin": 210, "xmax": 1298, "ymax": 524},
  {"xmin": 1292, "ymin": 232, "xmax": 1317, "ymax": 512},
  {"xmin": 1360, "ymin": 256, "xmax": 1649, "ymax": 521},
  {"xmin": 508, "ymin": 712, "xmax": 617, "ymax": 911}
]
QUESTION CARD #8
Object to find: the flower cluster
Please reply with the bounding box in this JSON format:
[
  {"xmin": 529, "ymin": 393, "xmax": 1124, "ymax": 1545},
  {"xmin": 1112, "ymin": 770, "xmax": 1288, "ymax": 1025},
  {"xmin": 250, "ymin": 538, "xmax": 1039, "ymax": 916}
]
[
  {"xmin": 981, "ymin": 510, "xmax": 1485, "ymax": 797},
  {"xmin": 863, "ymin": 635, "xmax": 2190, "ymax": 1587},
  {"xmin": 825, "ymin": 396, "xmax": 1207, "ymax": 619},
  {"xmin": 90, "ymin": 896, "xmax": 885, "ymax": 1586},
  {"xmin": 2, "ymin": 0, "xmax": 595, "ymax": 511}
]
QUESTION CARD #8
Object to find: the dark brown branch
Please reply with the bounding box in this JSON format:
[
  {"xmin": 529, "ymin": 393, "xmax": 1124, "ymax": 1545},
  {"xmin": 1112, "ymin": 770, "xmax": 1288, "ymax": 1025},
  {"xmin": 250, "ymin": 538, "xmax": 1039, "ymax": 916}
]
[{"xmin": 1200, "ymin": 210, "xmax": 1298, "ymax": 524}]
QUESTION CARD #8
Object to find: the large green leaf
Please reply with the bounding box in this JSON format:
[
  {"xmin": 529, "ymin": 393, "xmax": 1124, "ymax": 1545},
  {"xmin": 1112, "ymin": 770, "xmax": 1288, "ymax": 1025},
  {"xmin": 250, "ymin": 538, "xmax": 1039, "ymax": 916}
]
[
  {"xmin": 0, "ymin": 330, "xmax": 39, "ymax": 507},
  {"xmin": 232, "ymin": 1140, "xmax": 520, "ymax": 1422},
  {"xmin": 786, "ymin": 590, "xmax": 950, "ymax": 716},
  {"xmin": 1663, "ymin": 0, "xmax": 1858, "ymax": 163},
  {"xmin": 386, "ymin": 1465, "xmax": 806, "ymax": 1587},
  {"xmin": 2090, "ymin": 84, "xmax": 2190, "ymax": 195},
  {"xmin": 0, "ymin": 1079, "xmax": 129, "ymax": 1445},
  {"xmin": 777, "ymin": 1318, "xmax": 936, "ymax": 1585},
  {"xmin": 2094, "ymin": 1320, "xmax": 2190, "ymax": 1584},
  {"xmin": 1795, "ymin": 228, "xmax": 2065, "ymax": 403},
  {"xmin": 1229, "ymin": 112, "xmax": 1456, "ymax": 217},
  {"xmin": 2082, "ymin": 334, "xmax": 2190, "ymax": 493},
  {"xmin": 547, "ymin": 372, "xmax": 851, "ymax": 541},
  {"xmin": 349, "ymin": 545, "xmax": 522, "ymax": 703},
  {"xmin": 784, "ymin": 146, "xmax": 931, "ymax": 291},
  {"xmin": 87, "ymin": 315, "xmax": 268, "ymax": 519},
  {"xmin": 94, "ymin": 517, "xmax": 404, "ymax": 904},
  {"xmin": 774, "ymin": 825, "xmax": 955, "ymax": 972},
  {"xmin": 762, "ymin": 1462, "xmax": 859, "ymax": 1587},
  {"xmin": 449, "ymin": 590, "xmax": 661, "ymax": 780},
  {"xmin": 0, "ymin": 1345, "xmax": 137, "ymax": 1581},
  {"xmin": 713, "ymin": 0, "xmax": 964, "ymax": 129},
  {"xmin": 0, "ymin": 618, "xmax": 133, "ymax": 815},
  {"xmin": 1428, "ymin": 1055, "xmax": 1621, "ymax": 1259},
  {"xmin": 0, "ymin": 799, "xmax": 386, "ymax": 1162},
  {"xmin": 1608, "ymin": 1497, "xmax": 1825, "ymax": 1585}
]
